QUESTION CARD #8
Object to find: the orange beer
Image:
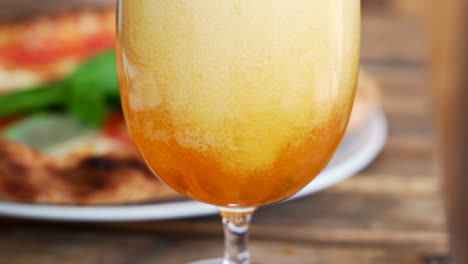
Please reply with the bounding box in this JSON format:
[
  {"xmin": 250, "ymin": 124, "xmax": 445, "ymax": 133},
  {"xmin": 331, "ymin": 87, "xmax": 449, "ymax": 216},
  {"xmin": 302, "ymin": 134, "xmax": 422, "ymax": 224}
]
[{"xmin": 117, "ymin": 0, "xmax": 360, "ymax": 207}]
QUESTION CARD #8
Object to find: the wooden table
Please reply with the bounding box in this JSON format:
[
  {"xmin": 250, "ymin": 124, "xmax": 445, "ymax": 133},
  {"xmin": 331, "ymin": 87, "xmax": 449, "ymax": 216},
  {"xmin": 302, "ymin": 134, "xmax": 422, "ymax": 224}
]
[{"xmin": 0, "ymin": 8, "xmax": 447, "ymax": 264}]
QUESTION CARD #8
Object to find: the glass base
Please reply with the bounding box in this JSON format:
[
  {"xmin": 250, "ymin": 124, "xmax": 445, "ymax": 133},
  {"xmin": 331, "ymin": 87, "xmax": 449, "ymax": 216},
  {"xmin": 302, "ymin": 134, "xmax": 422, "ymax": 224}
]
[{"xmin": 187, "ymin": 258, "xmax": 266, "ymax": 264}]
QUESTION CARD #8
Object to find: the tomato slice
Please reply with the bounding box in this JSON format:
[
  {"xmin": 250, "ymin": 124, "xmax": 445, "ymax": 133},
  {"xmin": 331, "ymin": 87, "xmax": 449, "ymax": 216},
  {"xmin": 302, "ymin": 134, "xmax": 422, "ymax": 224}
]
[
  {"xmin": 0, "ymin": 117, "xmax": 20, "ymax": 131},
  {"xmin": 104, "ymin": 112, "xmax": 135, "ymax": 147}
]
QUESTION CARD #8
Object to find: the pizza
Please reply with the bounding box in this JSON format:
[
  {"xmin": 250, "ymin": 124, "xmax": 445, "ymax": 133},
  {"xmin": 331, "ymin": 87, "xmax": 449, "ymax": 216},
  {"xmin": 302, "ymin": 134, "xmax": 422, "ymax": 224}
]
[
  {"xmin": 0, "ymin": 8, "xmax": 380, "ymax": 205},
  {"xmin": 0, "ymin": 8, "xmax": 179, "ymax": 205},
  {"xmin": 0, "ymin": 137, "xmax": 179, "ymax": 205},
  {"xmin": 0, "ymin": 8, "xmax": 115, "ymax": 93}
]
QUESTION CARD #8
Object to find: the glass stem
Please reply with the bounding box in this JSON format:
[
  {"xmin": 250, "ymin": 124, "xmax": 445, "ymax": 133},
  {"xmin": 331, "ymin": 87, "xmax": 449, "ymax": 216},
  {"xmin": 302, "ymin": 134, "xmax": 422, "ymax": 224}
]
[{"xmin": 219, "ymin": 207, "xmax": 256, "ymax": 264}]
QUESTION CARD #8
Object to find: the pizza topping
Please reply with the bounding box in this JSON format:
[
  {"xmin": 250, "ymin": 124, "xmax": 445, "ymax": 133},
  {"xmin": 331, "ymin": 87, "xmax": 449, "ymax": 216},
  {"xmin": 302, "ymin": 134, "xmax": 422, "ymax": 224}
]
[
  {"xmin": 66, "ymin": 51, "xmax": 120, "ymax": 127},
  {"xmin": 3, "ymin": 113, "xmax": 95, "ymax": 151},
  {"xmin": 0, "ymin": 9, "xmax": 116, "ymax": 93},
  {"xmin": 0, "ymin": 34, "xmax": 114, "ymax": 69},
  {"xmin": 104, "ymin": 113, "xmax": 134, "ymax": 147},
  {"xmin": 0, "ymin": 9, "xmax": 115, "ymax": 70},
  {"xmin": 0, "ymin": 69, "xmax": 41, "ymax": 93},
  {"xmin": 0, "ymin": 51, "xmax": 120, "ymax": 127},
  {"xmin": 0, "ymin": 82, "xmax": 63, "ymax": 117},
  {"xmin": 0, "ymin": 118, "xmax": 19, "ymax": 131}
]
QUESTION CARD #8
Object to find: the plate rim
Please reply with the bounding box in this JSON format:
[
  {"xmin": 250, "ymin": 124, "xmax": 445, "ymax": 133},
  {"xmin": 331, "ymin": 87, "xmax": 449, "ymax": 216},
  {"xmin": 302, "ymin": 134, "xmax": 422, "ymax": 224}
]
[{"xmin": 0, "ymin": 109, "xmax": 388, "ymax": 222}]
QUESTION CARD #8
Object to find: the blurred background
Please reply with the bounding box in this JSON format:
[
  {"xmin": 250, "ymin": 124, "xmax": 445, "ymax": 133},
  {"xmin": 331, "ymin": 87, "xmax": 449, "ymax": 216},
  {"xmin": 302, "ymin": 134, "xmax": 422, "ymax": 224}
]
[
  {"xmin": 0, "ymin": 0, "xmax": 423, "ymax": 21},
  {"xmin": 0, "ymin": 1, "xmax": 455, "ymax": 264}
]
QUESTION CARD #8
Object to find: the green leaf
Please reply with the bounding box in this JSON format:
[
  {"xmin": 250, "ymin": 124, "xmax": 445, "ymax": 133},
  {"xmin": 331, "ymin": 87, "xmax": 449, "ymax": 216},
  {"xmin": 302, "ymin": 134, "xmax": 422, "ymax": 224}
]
[
  {"xmin": 0, "ymin": 50, "xmax": 122, "ymax": 128},
  {"xmin": 0, "ymin": 82, "xmax": 64, "ymax": 118},
  {"xmin": 66, "ymin": 50, "xmax": 120, "ymax": 127}
]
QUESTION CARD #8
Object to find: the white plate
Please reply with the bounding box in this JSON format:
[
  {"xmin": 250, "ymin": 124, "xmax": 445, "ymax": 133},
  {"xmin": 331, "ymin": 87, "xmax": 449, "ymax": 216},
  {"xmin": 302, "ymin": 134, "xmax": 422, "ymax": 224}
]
[{"xmin": 0, "ymin": 109, "xmax": 387, "ymax": 222}]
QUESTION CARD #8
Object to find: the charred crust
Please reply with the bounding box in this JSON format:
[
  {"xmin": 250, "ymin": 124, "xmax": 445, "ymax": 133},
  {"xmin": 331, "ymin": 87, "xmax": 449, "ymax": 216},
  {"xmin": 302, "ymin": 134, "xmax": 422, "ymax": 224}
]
[
  {"xmin": 6, "ymin": 162, "xmax": 28, "ymax": 177},
  {"xmin": 0, "ymin": 139, "xmax": 174, "ymax": 205},
  {"xmin": 78, "ymin": 155, "xmax": 153, "ymax": 174},
  {"xmin": 80, "ymin": 156, "xmax": 119, "ymax": 170},
  {"xmin": 125, "ymin": 158, "xmax": 151, "ymax": 172},
  {"xmin": 3, "ymin": 180, "xmax": 37, "ymax": 202}
]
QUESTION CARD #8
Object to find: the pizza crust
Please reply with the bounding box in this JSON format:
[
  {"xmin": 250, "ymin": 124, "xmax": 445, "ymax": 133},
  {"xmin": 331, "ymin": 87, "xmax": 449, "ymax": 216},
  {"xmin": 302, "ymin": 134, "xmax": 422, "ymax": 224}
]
[{"xmin": 0, "ymin": 138, "xmax": 179, "ymax": 205}]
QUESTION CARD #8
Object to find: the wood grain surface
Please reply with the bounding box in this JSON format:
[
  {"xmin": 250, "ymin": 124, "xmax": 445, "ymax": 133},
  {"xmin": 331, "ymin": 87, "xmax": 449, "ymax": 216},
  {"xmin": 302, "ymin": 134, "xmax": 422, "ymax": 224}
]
[
  {"xmin": 0, "ymin": 4, "xmax": 445, "ymax": 264},
  {"xmin": 427, "ymin": 0, "xmax": 468, "ymax": 263}
]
